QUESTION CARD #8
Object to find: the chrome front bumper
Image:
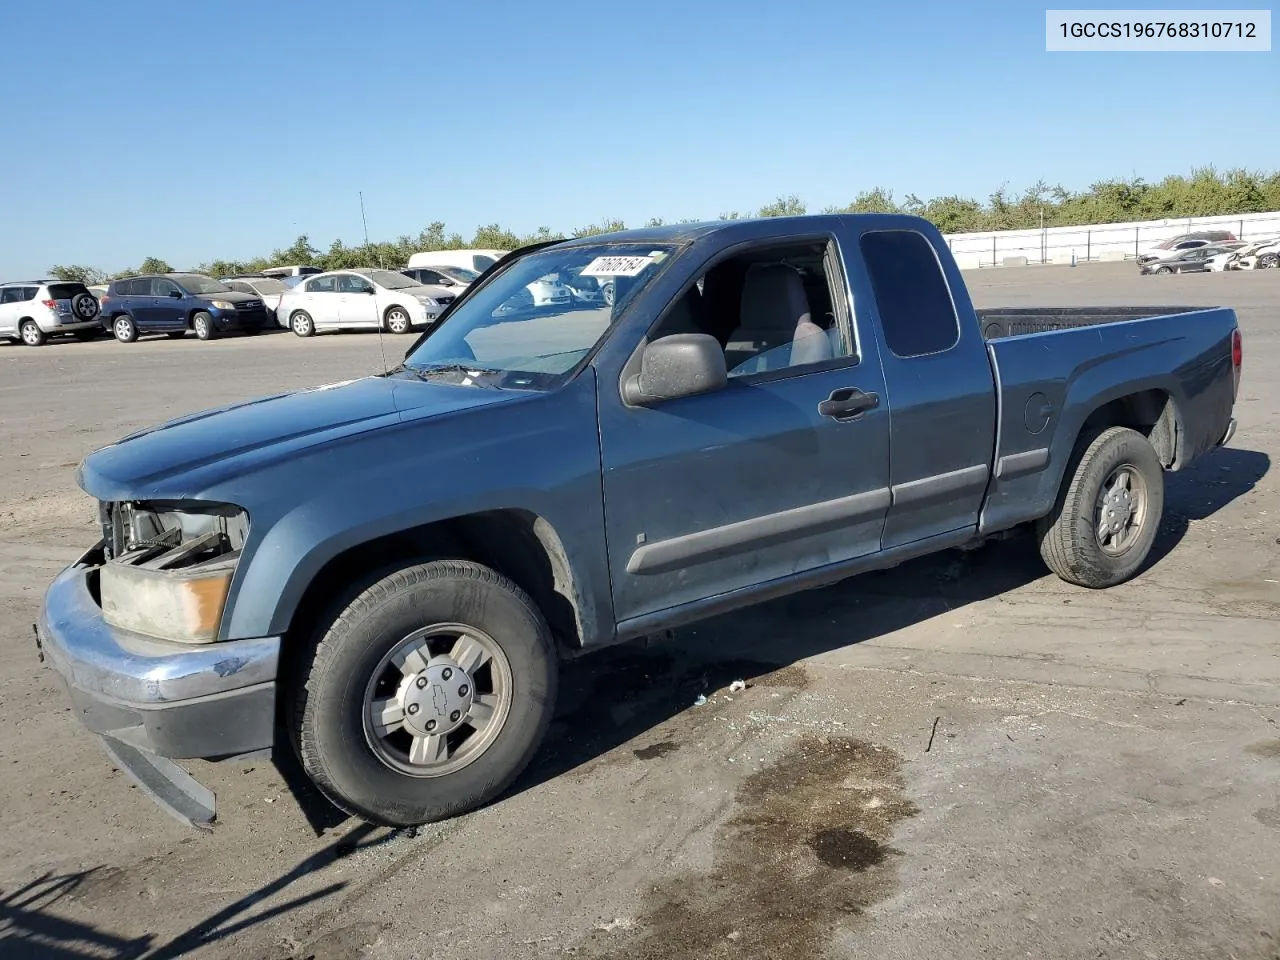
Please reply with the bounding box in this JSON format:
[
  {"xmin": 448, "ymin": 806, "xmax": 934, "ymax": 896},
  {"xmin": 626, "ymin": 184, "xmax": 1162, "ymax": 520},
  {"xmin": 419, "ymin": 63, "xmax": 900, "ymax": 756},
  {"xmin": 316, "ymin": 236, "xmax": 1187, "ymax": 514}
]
[{"xmin": 36, "ymin": 544, "xmax": 281, "ymax": 826}]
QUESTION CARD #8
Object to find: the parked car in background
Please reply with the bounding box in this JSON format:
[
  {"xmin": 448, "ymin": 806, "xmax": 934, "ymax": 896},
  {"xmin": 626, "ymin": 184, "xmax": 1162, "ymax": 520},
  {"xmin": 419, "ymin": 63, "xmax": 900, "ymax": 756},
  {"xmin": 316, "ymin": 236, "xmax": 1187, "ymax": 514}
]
[
  {"xmin": 0, "ymin": 280, "xmax": 102, "ymax": 346},
  {"xmin": 401, "ymin": 265, "xmax": 480, "ymax": 290},
  {"xmin": 275, "ymin": 268, "xmax": 456, "ymax": 337},
  {"xmin": 526, "ymin": 272, "xmax": 573, "ymax": 306},
  {"xmin": 1233, "ymin": 238, "xmax": 1280, "ymax": 270},
  {"xmin": 87, "ymin": 284, "xmax": 109, "ymax": 301},
  {"xmin": 564, "ymin": 271, "xmax": 612, "ymax": 305},
  {"xmin": 222, "ymin": 276, "xmax": 288, "ymax": 323},
  {"xmin": 407, "ymin": 249, "xmax": 509, "ymax": 274},
  {"xmin": 1137, "ymin": 230, "xmax": 1238, "ymax": 263},
  {"xmin": 99, "ymin": 274, "xmax": 269, "ymax": 342},
  {"xmin": 1139, "ymin": 244, "xmax": 1240, "ymax": 275},
  {"xmin": 260, "ymin": 265, "xmax": 323, "ymax": 279}
]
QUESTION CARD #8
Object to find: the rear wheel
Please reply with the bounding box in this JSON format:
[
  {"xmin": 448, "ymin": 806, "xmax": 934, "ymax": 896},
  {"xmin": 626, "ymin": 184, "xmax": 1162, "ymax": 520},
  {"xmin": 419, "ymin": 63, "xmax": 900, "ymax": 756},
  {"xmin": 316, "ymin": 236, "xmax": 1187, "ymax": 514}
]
[
  {"xmin": 19, "ymin": 320, "xmax": 45, "ymax": 347},
  {"xmin": 192, "ymin": 311, "xmax": 217, "ymax": 341},
  {"xmin": 1036, "ymin": 426, "xmax": 1164, "ymax": 588},
  {"xmin": 112, "ymin": 315, "xmax": 138, "ymax": 343},
  {"xmin": 385, "ymin": 306, "xmax": 412, "ymax": 334},
  {"xmin": 291, "ymin": 560, "xmax": 557, "ymax": 826},
  {"xmin": 291, "ymin": 311, "xmax": 315, "ymax": 337}
]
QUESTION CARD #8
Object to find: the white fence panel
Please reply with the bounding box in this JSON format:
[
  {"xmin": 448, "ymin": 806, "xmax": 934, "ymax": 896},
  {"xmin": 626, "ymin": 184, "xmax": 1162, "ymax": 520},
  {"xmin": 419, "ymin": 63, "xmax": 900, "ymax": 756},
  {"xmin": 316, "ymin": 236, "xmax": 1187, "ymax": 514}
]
[{"xmin": 943, "ymin": 210, "xmax": 1280, "ymax": 268}]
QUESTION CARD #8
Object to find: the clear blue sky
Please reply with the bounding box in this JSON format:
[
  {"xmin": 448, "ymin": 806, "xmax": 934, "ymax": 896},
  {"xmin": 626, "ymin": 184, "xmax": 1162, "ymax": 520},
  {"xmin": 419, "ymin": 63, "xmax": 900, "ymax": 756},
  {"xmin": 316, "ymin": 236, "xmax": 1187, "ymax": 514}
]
[{"xmin": 1, "ymin": 0, "xmax": 1275, "ymax": 277}]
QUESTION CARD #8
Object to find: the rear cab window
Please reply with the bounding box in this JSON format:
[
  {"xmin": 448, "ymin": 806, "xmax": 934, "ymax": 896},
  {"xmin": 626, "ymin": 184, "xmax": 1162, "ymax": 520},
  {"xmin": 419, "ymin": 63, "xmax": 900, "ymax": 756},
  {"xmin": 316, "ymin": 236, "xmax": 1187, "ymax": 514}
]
[{"xmin": 859, "ymin": 230, "xmax": 959, "ymax": 358}]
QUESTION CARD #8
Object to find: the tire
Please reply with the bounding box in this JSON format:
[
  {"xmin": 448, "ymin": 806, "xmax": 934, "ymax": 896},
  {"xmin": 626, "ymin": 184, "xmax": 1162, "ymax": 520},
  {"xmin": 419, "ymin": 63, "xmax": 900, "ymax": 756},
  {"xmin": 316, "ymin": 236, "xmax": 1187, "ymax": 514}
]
[
  {"xmin": 166, "ymin": 331, "xmax": 186, "ymax": 339},
  {"xmin": 1036, "ymin": 426, "xmax": 1165, "ymax": 588},
  {"xmin": 192, "ymin": 311, "xmax": 217, "ymax": 341},
  {"xmin": 1154, "ymin": 266, "xmax": 1173, "ymax": 275},
  {"xmin": 1259, "ymin": 253, "xmax": 1279, "ymax": 270},
  {"xmin": 112, "ymin": 315, "xmax": 138, "ymax": 343},
  {"xmin": 19, "ymin": 320, "xmax": 45, "ymax": 347},
  {"xmin": 291, "ymin": 311, "xmax": 315, "ymax": 337},
  {"xmin": 291, "ymin": 560, "xmax": 558, "ymax": 826},
  {"xmin": 602, "ymin": 281, "xmax": 615, "ymax": 306},
  {"xmin": 385, "ymin": 306, "xmax": 412, "ymax": 334},
  {"xmin": 73, "ymin": 329, "xmax": 100, "ymax": 342},
  {"xmin": 71, "ymin": 293, "xmax": 99, "ymax": 323}
]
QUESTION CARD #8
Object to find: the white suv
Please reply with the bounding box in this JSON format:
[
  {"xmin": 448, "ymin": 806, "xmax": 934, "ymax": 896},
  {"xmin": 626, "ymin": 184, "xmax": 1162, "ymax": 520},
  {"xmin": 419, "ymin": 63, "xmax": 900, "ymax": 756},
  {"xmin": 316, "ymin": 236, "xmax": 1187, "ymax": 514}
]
[{"xmin": 0, "ymin": 280, "xmax": 102, "ymax": 346}]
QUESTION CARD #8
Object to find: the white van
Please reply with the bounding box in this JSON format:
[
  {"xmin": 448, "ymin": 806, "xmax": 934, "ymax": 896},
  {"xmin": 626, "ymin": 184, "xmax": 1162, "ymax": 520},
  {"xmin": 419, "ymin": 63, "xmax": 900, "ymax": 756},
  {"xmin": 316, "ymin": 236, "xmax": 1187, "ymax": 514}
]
[
  {"xmin": 406, "ymin": 249, "xmax": 509, "ymax": 274},
  {"xmin": 261, "ymin": 265, "xmax": 323, "ymax": 278}
]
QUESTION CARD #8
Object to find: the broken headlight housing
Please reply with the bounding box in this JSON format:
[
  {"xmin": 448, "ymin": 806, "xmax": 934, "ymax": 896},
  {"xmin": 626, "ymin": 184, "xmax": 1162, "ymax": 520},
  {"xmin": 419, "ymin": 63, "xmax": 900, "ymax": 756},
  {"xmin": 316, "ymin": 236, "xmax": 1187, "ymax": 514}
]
[{"xmin": 98, "ymin": 500, "xmax": 248, "ymax": 644}]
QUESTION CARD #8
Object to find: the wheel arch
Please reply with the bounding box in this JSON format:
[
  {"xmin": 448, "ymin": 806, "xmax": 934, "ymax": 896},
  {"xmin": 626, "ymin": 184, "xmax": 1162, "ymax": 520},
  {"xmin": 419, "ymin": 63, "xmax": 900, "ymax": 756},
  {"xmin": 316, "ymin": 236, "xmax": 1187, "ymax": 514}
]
[
  {"xmin": 1077, "ymin": 388, "xmax": 1181, "ymax": 468},
  {"xmin": 279, "ymin": 509, "xmax": 589, "ymax": 665}
]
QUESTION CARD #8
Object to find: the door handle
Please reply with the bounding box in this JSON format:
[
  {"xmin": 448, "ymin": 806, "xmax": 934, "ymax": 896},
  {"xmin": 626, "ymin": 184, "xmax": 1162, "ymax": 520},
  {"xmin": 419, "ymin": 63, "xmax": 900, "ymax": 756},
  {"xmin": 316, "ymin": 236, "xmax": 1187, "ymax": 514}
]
[{"xmin": 818, "ymin": 387, "xmax": 880, "ymax": 421}]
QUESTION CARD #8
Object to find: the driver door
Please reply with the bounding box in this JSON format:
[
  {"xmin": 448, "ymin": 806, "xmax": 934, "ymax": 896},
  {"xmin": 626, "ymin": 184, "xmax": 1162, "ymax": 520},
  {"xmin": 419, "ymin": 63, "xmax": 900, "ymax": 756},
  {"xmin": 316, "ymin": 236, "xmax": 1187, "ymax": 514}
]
[
  {"xmin": 596, "ymin": 236, "xmax": 892, "ymax": 625},
  {"xmin": 336, "ymin": 274, "xmax": 379, "ymax": 327}
]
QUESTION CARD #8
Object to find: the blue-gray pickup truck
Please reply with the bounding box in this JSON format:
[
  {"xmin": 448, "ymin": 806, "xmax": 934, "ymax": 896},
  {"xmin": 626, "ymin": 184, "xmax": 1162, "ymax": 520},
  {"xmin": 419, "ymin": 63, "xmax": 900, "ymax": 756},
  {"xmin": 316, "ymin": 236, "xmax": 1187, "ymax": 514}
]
[{"xmin": 37, "ymin": 215, "xmax": 1242, "ymax": 828}]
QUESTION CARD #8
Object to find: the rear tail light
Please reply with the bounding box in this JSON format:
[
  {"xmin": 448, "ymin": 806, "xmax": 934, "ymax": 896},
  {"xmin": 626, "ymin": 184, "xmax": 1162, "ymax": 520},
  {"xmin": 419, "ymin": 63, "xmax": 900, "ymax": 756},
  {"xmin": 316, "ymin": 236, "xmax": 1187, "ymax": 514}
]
[
  {"xmin": 41, "ymin": 299, "xmax": 57, "ymax": 309},
  {"xmin": 1232, "ymin": 328, "xmax": 1243, "ymax": 398}
]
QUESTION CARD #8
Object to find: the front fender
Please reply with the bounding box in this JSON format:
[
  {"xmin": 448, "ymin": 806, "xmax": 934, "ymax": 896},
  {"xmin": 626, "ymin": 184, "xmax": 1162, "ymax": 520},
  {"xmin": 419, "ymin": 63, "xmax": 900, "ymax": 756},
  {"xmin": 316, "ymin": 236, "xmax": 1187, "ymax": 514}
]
[{"xmin": 215, "ymin": 372, "xmax": 613, "ymax": 647}]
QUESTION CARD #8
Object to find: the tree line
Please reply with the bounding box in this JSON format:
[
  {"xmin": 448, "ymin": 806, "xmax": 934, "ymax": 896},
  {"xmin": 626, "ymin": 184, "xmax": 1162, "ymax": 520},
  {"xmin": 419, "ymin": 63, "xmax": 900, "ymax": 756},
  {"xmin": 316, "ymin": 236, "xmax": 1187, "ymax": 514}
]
[{"xmin": 49, "ymin": 166, "xmax": 1280, "ymax": 284}]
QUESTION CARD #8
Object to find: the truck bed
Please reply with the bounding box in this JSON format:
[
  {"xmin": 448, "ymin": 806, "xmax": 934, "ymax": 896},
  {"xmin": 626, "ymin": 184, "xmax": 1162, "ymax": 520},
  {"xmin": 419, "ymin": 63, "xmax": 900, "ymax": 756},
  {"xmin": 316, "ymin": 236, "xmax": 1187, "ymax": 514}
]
[{"xmin": 978, "ymin": 305, "xmax": 1207, "ymax": 340}]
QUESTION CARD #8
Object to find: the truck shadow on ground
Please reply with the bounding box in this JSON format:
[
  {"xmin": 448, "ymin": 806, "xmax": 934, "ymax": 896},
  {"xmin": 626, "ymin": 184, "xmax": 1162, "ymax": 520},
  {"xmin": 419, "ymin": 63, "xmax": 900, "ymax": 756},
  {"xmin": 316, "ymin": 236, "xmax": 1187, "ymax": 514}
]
[
  {"xmin": 518, "ymin": 444, "xmax": 1270, "ymax": 793},
  {"xmin": 0, "ymin": 825, "xmax": 395, "ymax": 960}
]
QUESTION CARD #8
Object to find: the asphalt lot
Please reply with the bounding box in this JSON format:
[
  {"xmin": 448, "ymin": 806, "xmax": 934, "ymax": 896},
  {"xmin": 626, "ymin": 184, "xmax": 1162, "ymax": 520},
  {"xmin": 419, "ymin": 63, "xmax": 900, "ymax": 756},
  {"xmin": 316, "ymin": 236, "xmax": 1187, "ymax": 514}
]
[{"xmin": 1, "ymin": 262, "xmax": 1278, "ymax": 960}]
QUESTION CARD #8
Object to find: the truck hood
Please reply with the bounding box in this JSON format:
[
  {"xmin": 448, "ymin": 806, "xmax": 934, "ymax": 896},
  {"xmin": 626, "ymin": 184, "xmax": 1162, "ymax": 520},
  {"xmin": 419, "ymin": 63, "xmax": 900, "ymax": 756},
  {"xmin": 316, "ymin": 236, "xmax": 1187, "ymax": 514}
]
[{"xmin": 78, "ymin": 373, "xmax": 524, "ymax": 501}]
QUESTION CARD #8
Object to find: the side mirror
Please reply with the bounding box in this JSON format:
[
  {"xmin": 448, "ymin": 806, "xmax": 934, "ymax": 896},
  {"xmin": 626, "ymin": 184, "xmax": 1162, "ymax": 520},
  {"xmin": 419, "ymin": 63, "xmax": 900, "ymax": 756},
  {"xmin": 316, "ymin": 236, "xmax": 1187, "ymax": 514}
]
[
  {"xmin": 364, "ymin": 287, "xmax": 376, "ymax": 294},
  {"xmin": 623, "ymin": 334, "xmax": 727, "ymax": 405},
  {"xmin": 168, "ymin": 290, "xmax": 183, "ymax": 298}
]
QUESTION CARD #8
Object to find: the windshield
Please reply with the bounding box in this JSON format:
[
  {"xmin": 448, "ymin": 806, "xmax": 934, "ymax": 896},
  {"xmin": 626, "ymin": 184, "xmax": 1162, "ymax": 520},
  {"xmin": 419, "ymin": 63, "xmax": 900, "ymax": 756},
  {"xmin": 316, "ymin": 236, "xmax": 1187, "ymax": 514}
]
[
  {"xmin": 441, "ymin": 266, "xmax": 480, "ymax": 283},
  {"xmin": 176, "ymin": 275, "xmax": 232, "ymax": 294},
  {"xmin": 365, "ymin": 269, "xmax": 418, "ymax": 290},
  {"xmin": 405, "ymin": 242, "xmax": 676, "ymax": 389}
]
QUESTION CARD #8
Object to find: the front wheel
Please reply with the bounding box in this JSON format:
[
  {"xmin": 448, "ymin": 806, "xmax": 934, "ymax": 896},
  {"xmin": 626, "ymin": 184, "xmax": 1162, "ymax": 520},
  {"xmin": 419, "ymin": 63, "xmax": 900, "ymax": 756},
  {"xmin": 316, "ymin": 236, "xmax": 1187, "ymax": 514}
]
[
  {"xmin": 291, "ymin": 560, "xmax": 557, "ymax": 826},
  {"xmin": 1259, "ymin": 253, "xmax": 1279, "ymax": 270},
  {"xmin": 1036, "ymin": 426, "xmax": 1165, "ymax": 588},
  {"xmin": 385, "ymin": 307, "xmax": 412, "ymax": 334},
  {"xmin": 1154, "ymin": 266, "xmax": 1173, "ymax": 275},
  {"xmin": 192, "ymin": 311, "xmax": 217, "ymax": 341}
]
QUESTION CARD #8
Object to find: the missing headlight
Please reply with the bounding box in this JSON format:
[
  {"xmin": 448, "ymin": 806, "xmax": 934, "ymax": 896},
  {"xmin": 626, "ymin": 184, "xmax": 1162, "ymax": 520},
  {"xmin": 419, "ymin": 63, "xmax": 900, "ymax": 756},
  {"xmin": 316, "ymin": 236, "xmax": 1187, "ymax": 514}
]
[
  {"xmin": 104, "ymin": 500, "xmax": 247, "ymax": 566},
  {"xmin": 98, "ymin": 501, "xmax": 249, "ymax": 643}
]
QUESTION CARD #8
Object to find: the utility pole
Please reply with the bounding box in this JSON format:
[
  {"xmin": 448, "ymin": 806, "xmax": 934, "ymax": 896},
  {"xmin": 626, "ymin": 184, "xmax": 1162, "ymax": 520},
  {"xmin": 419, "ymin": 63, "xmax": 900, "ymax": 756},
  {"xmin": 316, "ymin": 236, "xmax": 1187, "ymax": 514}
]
[{"xmin": 359, "ymin": 191, "xmax": 370, "ymax": 247}]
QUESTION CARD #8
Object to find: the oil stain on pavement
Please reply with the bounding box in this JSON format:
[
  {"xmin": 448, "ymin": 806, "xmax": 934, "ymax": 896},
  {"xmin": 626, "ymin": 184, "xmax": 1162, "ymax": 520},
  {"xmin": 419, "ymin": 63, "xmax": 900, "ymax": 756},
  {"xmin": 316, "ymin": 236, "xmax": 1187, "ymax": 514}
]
[{"xmin": 589, "ymin": 735, "xmax": 919, "ymax": 959}]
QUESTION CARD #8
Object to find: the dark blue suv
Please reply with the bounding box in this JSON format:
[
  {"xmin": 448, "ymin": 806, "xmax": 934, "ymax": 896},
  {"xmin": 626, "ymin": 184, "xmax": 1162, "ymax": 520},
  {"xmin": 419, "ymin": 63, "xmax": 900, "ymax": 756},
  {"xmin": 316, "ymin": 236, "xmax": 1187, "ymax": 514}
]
[{"xmin": 100, "ymin": 273, "xmax": 269, "ymax": 342}]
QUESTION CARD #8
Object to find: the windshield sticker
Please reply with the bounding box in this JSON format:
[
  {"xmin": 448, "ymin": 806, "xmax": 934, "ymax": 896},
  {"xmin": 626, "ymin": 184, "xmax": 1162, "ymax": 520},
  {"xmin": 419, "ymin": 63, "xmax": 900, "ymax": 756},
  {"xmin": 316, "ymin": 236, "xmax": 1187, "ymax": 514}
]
[{"xmin": 580, "ymin": 255, "xmax": 654, "ymax": 277}]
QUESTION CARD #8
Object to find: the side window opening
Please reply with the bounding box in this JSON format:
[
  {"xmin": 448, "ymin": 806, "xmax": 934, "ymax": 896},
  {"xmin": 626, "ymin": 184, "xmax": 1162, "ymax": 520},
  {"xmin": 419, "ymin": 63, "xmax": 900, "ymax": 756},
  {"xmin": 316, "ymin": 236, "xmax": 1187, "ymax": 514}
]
[
  {"xmin": 859, "ymin": 230, "xmax": 959, "ymax": 359},
  {"xmin": 649, "ymin": 240, "xmax": 851, "ymax": 378}
]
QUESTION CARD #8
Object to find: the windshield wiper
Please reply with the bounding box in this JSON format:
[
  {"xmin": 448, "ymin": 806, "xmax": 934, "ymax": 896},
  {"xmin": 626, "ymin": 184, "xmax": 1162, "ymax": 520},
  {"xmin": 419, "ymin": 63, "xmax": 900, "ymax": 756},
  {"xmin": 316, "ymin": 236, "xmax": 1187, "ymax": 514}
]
[{"xmin": 403, "ymin": 363, "xmax": 503, "ymax": 384}]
